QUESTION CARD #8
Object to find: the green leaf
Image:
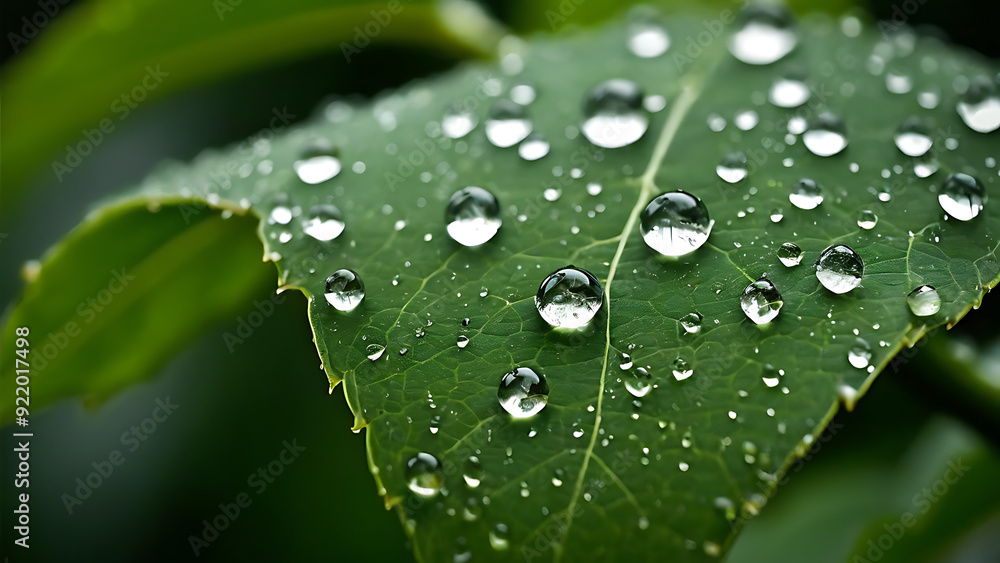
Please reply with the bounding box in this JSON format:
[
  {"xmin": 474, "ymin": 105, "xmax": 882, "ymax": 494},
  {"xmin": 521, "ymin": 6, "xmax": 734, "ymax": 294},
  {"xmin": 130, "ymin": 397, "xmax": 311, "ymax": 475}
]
[
  {"xmin": 0, "ymin": 0, "xmax": 503, "ymax": 202},
  {"xmin": 5, "ymin": 8, "xmax": 1000, "ymax": 561}
]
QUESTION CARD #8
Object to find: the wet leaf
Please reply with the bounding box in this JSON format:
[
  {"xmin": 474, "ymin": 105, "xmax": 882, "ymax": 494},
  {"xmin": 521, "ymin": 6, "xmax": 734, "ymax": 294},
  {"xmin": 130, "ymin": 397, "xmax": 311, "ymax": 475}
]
[{"xmin": 4, "ymin": 9, "xmax": 1000, "ymax": 562}]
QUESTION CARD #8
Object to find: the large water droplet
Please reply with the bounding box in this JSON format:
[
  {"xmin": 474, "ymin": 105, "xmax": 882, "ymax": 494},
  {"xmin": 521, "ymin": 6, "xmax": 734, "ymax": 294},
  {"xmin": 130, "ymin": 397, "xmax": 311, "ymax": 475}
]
[
  {"xmin": 625, "ymin": 370, "xmax": 652, "ymax": 397},
  {"xmin": 938, "ymin": 173, "xmax": 986, "ymax": 221},
  {"xmin": 302, "ymin": 204, "xmax": 345, "ymax": 241},
  {"xmin": 324, "ymin": 269, "xmax": 365, "ymax": 311},
  {"xmin": 627, "ymin": 19, "xmax": 670, "ymax": 58},
  {"xmin": 815, "ymin": 245, "xmax": 864, "ymax": 294},
  {"xmin": 789, "ymin": 178, "xmax": 824, "ymax": 210},
  {"xmin": 803, "ymin": 113, "xmax": 848, "ymax": 156},
  {"xmin": 269, "ymin": 196, "xmax": 293, "ymax": 225},
  {"xmin": 619, "ymin": 352, "xmax": 633, "ymax": 370},
  {"xmin": 518, "ymin": 134, "xmax": 550, "ymax": 161},
  {"xmin": 777, "ymin": 242, "xmax": 803, "ymax": 267},
  {"xmin": 446, "ymin": 187, "xmax": 502, "ymax": 246},
  {"xmin": 498, "ymin": 367, "xmax": 549, "ymax": 419},
  {"xmin": 294, "ymin": 144, "xmax": 341, "ymax": 184},
  {"xmin": 485, "ymin": 100, "xmax": 532, "ymax": 147},
  {"xmin": 443, "ymin": 103, "xmax": 478, "ymax": 139},
  {"xmin": 761, "ymin": 363, "xmax": 781, "ymax": 388},
  {"xmin": 672, "ymin": 357, "xmax": 693, "ymax": 381},
  {"xmin": 728, "ymin": 6, "xmax": 797, "ymax": 65},
  {"xmin": 366, "ymin": 343, "xmax": 385, "ymax": 361},
  {"xmin": 716, "ymin": 152, "xmax": 749, "ymax": 183},
  {"xmin": 957, "ymin": 76, "xmax": 1000, "ymax": 133},
  {"xmin": 893, "ymin": 116, "xmax": 933, "ymax": 157},
  {"xmin": 907, "ymin": 285, "xmax": 941, "ymax": 316},
  {"xmin": 463, "ymin": 456, "xmax": 484, "ymax": 488},
  {"xmin": 848, "ymin": 337, "xmax": 872, "ymax": 369},
  {"xmin": 581, "ymin": 79, "xmax": 649, "ymax": 148},
  {"xmin": 741, "ymin": 278, "xmax": 783, "ymax": 324},
  {"xmin": 680, "ymin": 312, "xmax": 703, "ymax": 334},
  {"xmin": 639, "ymin": 191, "xmax": 714, "ymax": 257},
  {"xmin": 535, "ymin": 266, "xmax": 603, "ymax": 328},
  {"xmin": 404, "ymin": 453, "xmax": 444, "ymax": 500},
  {"xmin": 768, "ymin": 76, "xmax": 811, "ymax": 108},
  {"xmin": 857, "ymin": 209, "xmax": 878, "ymax": 230}
]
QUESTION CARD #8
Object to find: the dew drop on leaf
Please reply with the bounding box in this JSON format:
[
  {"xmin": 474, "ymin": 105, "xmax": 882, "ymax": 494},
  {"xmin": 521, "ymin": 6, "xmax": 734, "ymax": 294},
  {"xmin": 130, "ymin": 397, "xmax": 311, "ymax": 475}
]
[
  {"xmin": 619, "ymin": 352, "xmax": 633, "ymax": 370},
  {"xmin": 485, "ymin": 99, "xmax": 532, "ymax": 147},
  {"xmin": 768, "ymin": 76, "xmax": 811, "ymax": 108},
  {"xmin": 728, "ymin": 6, "xmax": 797, "ymax": 65},
  {"xmin": 741, "ymin": 278, "xmax": 783, "ymax": 324},
  {"xmin": 581, "ymin": 79, "xmax": 649, "ymax": 148},
  {"xmin": 815, "ymin": 245, "xmax": 864, "ymax": 294},
  {"xmin": 788, "ymin": 178, "xmax": 824, "ymax": 210},
  {"xmin": 680, "ymin": 312, "xmax": 703, "ymax": 334},
  {"xmin": 848, "ymin": 337, "xmax": 872, "ymax": 369},
  {"xmin": 907, "ymin": 285, "xmax": 941, "ymax": 316},
  {"xmin": 302, "ymin": 204, "xmax": 345, "ymax": 241},
  {"xmin": 672, "ymin": 357, "xmax": 693, "ymax": 381},
  {"xmin": 777, "ymin": 242, "xmax": 803, "ymax": 267},
  {"xmin": 938, "ymin": 173, "xmax": 986, "ymax": 221},
  {"xmin": 463, "ymin": 456, "xmax": 484, "ymax": 488},
  {"xmin": 893, "ymin": 116, "xmax": 933, "ymax": 157},
  {"xmin": 489, "ymin": 524, "xmax": 510, "ymax": 551},
  {"xmin": 803, "ymin": 112, "xmax": 848, "ymax": 157},
  {"xmin": 518, "ymin": 134, "xmax": 550, "ymax": 161},
  {"xmin": 535, "ymin": 266, "xmax": 603, "ymax": 328},
  {"xmin": 716, "ymin": 151, "xmax": 749, "ymax": 183},
  {"xmin": 457, "ymin": 335, "xmax": 470, "ymax": 349},
  {"xmin": 639, "ymin": 191, "xmax": 714, "ymax": 257},
  {"xmin": 324, "ymin": 269, "xmax": 365, "ymax": 312},
  {"xmin": 293, "ymin": 144, "xmax": 341, "ymax": 184},
  {"xmin": 445, "ymin": 187, "xmax": 503, "ymax": 246},
  {"xmin": 625, "ymin": 370, "xmax": 652, "ymax": 397},
  {"xmin": 857, "ymin": 209, "xmax": 878, "ymax": 230},
  {"xmin": 442, "ymin": 102, "xmax": 478, "ymax": 139},
  {"xmin": 956, "ymin": 76, "xmax": 1000, "ymax": 133},
  {"xmin": 366, "ymin": 343, "xmax": 385, "ymax": 361},
  {"xmin": 498, "ymin": 367, "xmax": 549, "ymax": 418},
  {"xmin": 405, "ymin": 452, "xmax": 444, "ymax": 497}
]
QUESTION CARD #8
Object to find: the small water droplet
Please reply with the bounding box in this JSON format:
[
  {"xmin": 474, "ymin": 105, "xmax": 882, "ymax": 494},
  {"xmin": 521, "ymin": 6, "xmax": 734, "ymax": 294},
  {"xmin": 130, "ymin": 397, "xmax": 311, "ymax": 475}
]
[
  {"xmin": 728, "ymin": 6, "xmax": 797, "ymax": 65},
  {"xmin": 510, "ymin": 84, "xmax": 537, "ymax": 105},
  {"xmin": 741, "ymin": 278, "xmax": 783, "ymax": 324},
  {"xmin": 680, "ymin": 312, "xmax": 703, "ymax": 334},
  {"xmin": 625, "ymin": 369, "xmax": 652, "ymax": 397},
  {"xmin": 302, "ymin": 204, "xmax": 346, "ymax": 241},
  {"xmin": 907, "ymin": 285, "xmax": 941, "ymax": 316},
  {"xmin": 294, "ymin": 144, "xmax": 341, "ymax": 184},
  {"xmin": 446, "ymin": 187, "xmax": 502, "ymax": 246},
  {"xmin": 894, "ymin": 116, "xmax": 933, "ymax": 157},
  {"xmin": 815, "ymin": 244, "xmax": 864, "ymax": 294},
  {"xmin": 324, "ymin": 269, "xmax": 365, "ymax": 312},
  {"xmin": 406, "ymin": 452, "xmax": 444, "ymax": 497},
  {"xmin": 366, "ymin": 343, "xmax": 385, "ymax": 361},
  {"xmin": 885, "ymin": 71, "xmax": 913, "ymax": 94},
  {"xmin": 639, "ymin": 191, "xmax": 714, "ymax": 257},
  {"xmin": 627, "ymin": 17, "xmax": 670, "ymax": 58},
  {"xmin": 857, "ymin": 209, "xmax": 878, "ymax": 230},
  {"xmin": 619, "ymin": 352, "xmax": 633, "ymax": 370},
  {"xmin": 457, "ymin": 335, "xmax": 470, "ymax": 349},
  {"xmin": 762, "ymin": 363, "xmax": 781, "ymax": 387},
  {"xmin": 586, "ymin": 182, "xmax": 603, "ymax": 196},
  {"xmin": 443, "ymin": 103, "xmax": 478, "ymax": 139},
  {"xmin": 789, "ymin": 178, "xmax": 824, "ymax": 210},
  {"xmin": 486, "ymin": 99, "xmax": 533, "ymax": 147},
  {"xmin": 535, "ymin": 266, "xmax": 603, "ymax": 328},
  {"xmin": 498, "ymin": 367, "xmax": 549, "ymax": 418},
  {"xmin": 769, "ymin": 76, "xmax": 811, "ymax": 108},
  {"xmin": 518, "ymin": 134, "xmax": 550, "ymax": 161},
  {"xmin": 489, "ymin": 524, "xmax": 510, "ymax": 551},
  {"xmin": 463, "ymin": 456, "xmax": 484, "ymax": 488},
  {"xmin": 770, "ymin": 208, "xmax": 784, "ymax": 223},
  {"xmin": 672, "ymin": 357, "xmax": 693, "ymax": 381},
  {"xmin": 638, "ymin": 516, "xmax": 650, "ymax": 530},
  {"xmin": 957, "ymin": 76, "xmax": 1000, "ymax": 133},
  {"xmin": 938, "ymin": 173, "xmax": 986, "ymax": 221},
  {"xmin": 734, "ymin": 110, "xmax": 759, "ymax": 131},
  {"xmin": 777, "ymin": 242, "xmax": 803, "ymax": 267},
  {"xmin": 803, "ymin": 113, "xmax": 848, "ymax": 157},
  {"xmin": 716, "ymin": 152, "xmax": 749, "ymax": 183},
  {"xmin": 269, "ymin": 203, "xmax": 293, "ymax": 225},
  {"xmin": 848, "ymin": 337, "xmax": 872, "ymax": 369},
  {"xmin": 581, "ymin": 79, "xmax": 649, "ymax": 148}
]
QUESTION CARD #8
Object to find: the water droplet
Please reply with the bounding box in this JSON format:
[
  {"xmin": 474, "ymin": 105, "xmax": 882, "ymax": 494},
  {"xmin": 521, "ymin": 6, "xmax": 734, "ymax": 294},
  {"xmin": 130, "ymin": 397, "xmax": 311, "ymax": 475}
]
[
  {"xmin": 587, "ymin": 182, "xmax": 603, "ymax": 196},
  {"xmin": 619, "ymin": 353, "xmax": 633, "ymax": 370},
  {"xmin": 406, "ymin": 452, "xmax": 444, "ymax": 497},
  {"xmin": 762, "ymin": 363, "xmax": 781, "ymax": 387},
  {"xmin": 294, "ymin": 145, "xmax": 341, "ymax": 184},
  {"xmin": 716, "ymin": 152, "xmax": 749, "ymax": 183},
  {"xmin": 485, "ymin": 99, "xmax": 532, "ymax": 147},
  {"xmin": 914, "ymin": 155, "xmax": 939, "ymax": 178},
  {"xmin": 672, "ymin": 357, "xmax": 693, "ymax": 381},
  {"xmin": 815, "ymin": 245, "xmax": 864, "ymax": 294},
  {"xmin": 324, "ymin": 269, "xmax": 365, "ymax": 312},
  {"xmin": 770, "ymin": 208, "xmax": 784, "ymax": 223},
  {"xmin": 489, "ymin": 524, "xmax": 510, "ymax": 551},
  {"xmin": 768, "ymin": 76, "xmax": 811, "ymax": 108},
  {"xmin": 366, "ymin": 343, "xmax": 385, "ymax": 361},
  {"xmin": 498, "ymin": 367, "xmax": 549, "ymax": 418},
  {"xmin": 581, "ymin": 79, "xmax": 649, "ymax": 148},
  {"xmin": 728, "ymin": 6, "xmax": 797, "ymax": 65},
  {"xmin": 269, "ymin": 203, "xmax": 293, "ymax": 225},
  {"xmin": 885, "ymin": 71, "xmax": 913, "ymax": 94},
  {"xmin": 680, "ymin": 312, "xmax": 703, "ymax": 334},
  {"xmin": 741, "ymin": 278, "xmax": 783, "ymax": 324},
  {"xmin": 938, "ymin": 173, "xmax": 986, "ymax": 221},
  {"xmin": 457, "ymin": 335, "xmax": 470, "ymax": 349},
  {"xmin": 957, "ymin": 76, "xmax": 1000, "ymax": 133},
  {"xmin": 443, "ymin": 103, "xmax": 478, "ymax": 139},
  {"xmin": 894, "ymin": 116, "xmax": 933, "ymax": 157},
  {"xmin": 627, "ymin": 19, "xmax": 670, "ymax": 58},
  {"xmin": 518, "ymin": 134, "xmax": 550, "ymax": 161},
  {"xmin": 734, "ymin": 110, "xmax": 759, "ymax": 131},
  {"xmin": 857, "ymin": 209, "xmax": 878, "ymax": 230},
  {"xmin": 302, "ymin": 204, "xmax": 346, "ymax": 241},
  {"xmin": 463, "ymin": 456, "xmax": 484, "ymax": 488},
  {"xmin": 907, "ymin": 285, "xmax": 941, "ymax": 316},
  {"xmin": 639, "ymin": 191, "xmax": 714, "ymax": 257},
  {"xmin": 803, "ymin": 113, "xmax": 848, "ymax": 157},
  {"xmin": 789, "ymin": 178, "xmax": 824, "ymax": 210},
  {"xmin": 777, "ymin": 242, "xmax": 803, "ymax": 267},
  {"xmin": 510, "ymin": 84, "xmax": 537, "ymax": 105},
  {"xmin": 535, "ymin": 266, "xmax": 603, "ymax": 328},
  {"xmin": 638, "ymin": 516, "xmax": 650, "ymax": 530},
  {"xmin": 446, "ymin": 187, "xmax": 502, "ymax": 246},
  {"xmin": 848, "ymin": 337, "xmax": 872, "ymax": 369},
  {"xmin": 625, "ymin": 369, "xmax": 652, "ymax": 397}
]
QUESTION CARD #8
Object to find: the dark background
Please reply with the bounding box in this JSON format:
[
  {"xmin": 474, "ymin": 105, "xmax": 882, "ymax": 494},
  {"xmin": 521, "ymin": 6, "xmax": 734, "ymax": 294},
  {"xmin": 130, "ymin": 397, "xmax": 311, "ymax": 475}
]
[{"xmin": 1, "ymin": 1, "xmax": 998, "ymax": 561}]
